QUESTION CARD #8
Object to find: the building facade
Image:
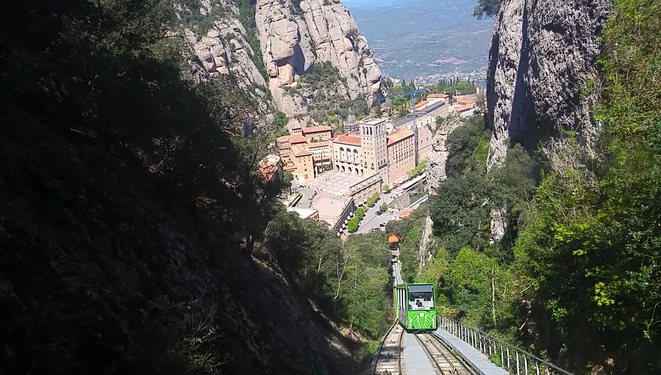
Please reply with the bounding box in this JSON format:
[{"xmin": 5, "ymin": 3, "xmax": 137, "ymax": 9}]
[
  {"xmin": 302, "ymin": 125, "xmax": 332, "ymax": 142},
  {"xmin": 387, "ymin": 129, "xmax": 415, "ymax": 185},
  {"xmin": 360, "ymin": 118, "xmax": 389, "ymax": 185},
  {"xmin": 391, "ymin": 101, "xmax": 449, "ymax": 162}
]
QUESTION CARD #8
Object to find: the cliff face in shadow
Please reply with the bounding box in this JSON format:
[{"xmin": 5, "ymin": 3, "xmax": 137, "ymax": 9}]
[
  {"xmin": 486, "ymin": 0, "xmax": 611, "ymax": 171},
  {"xmin": 0, "ymin": 101, "xmax": 357, "ymax": 374}
]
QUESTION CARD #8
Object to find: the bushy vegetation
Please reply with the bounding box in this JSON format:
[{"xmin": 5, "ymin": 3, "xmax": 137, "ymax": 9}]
[
  {"xmin": 265, "ymin": 213, "xmax": 393, "ymax": 339},
  {"xmin": 291, "ymin": 62, "xmax": 370, "ymax": 126},
  {"xmin": 0, "ymin": 0, "xmax": 288, "ymax": 373},
  {"xmin": 472, "ymin": 0, "xmax": 503, "ymax": 20},
  {"xmin": 366, "ymin": 192, "xmax": 380, "ymax": 206},
  {"xmin": 417, "ymin": 1, "xmax": 661, "ymax": 372},
  {"xmin": 235, "ymin": 0, "xmax": 268, "ymax": 81},
  {"xmin": 408, "ymin": 158, "xmax": 427, "ymax": 177},
  {"xmin": 385, "ymin": 204, "xmax": 430, "ymax": 283}
]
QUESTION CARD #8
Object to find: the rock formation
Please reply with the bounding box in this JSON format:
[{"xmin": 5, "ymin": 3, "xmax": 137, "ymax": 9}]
[
  {"xmin": 185, "ymin": 2, "xmax": 270, "ymax": 113},
  {"xmin": 426, "ymin": 114, "xmax": 465, "ymax": 193},
  {"xmin": 486, "ymin": 0, "xmax": 611, "ymax": 171},
  {"xmin": 184, "ymin": 0, "xmax": 382, "ymax": 121},
  {"xmin": 485, "ymin": 0, "xmax": 611, "ymax": 240},
  {"xmin": 419, "ymin": 114, "xmax": 464, "ymax": 270},
  {"xmin": 255, "ymin": 0, "xmax": 382, "ymax": 117}
]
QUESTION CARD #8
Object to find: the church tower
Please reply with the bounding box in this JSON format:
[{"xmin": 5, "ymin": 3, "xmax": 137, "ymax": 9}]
[{"xmin": 360, "ymin": 118, "xmax": 389, "ymax": 186}]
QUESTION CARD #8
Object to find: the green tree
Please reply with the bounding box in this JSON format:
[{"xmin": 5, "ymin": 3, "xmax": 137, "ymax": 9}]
[
  {"xmin": 472, "ymin": 0, "xmax": 503, "ymax": 20},
  {"xmin": 379, "ymin": 202, "xmax": 388, "ymax": 212}
]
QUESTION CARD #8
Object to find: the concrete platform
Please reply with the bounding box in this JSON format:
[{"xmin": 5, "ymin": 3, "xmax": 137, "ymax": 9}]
[
  {"xmin": 433, "ymin": 329, "xmax": 509, "ymax": 375},
  {"xmin": 403, "ymin": 332, "xmax": 436, "ymax": 375}
]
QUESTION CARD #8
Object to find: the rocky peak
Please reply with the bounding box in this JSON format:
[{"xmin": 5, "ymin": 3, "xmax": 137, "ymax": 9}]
[
  {"xmin": 256, "ymin": 0, "xmax": 383, "ymax": 118},
  {"xmin": 486, "ymin": 0, "xmax": 611, "ymax": 170},
  {"xmin": 485, "ymin": 0, "xmax": 611, "ymax": 241},
  {"xmin": 183, "ymin": 0, "xmax": 382, "ymax": 123}
]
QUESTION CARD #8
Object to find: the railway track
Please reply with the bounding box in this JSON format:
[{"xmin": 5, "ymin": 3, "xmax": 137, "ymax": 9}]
[
  {"xmin": 415, "ymin": 333, "xmax": 476, "ymax": 375},
  {"xmin": 372, "ymin": 322, "xmax": 405, "ymax": 375}
]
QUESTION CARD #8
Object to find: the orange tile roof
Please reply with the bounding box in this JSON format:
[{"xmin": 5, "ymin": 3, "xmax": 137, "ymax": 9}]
[
  {"xmin": 294, "ymin": 149, "xmax": 312, "ymax": 157},
  {"xmin": 427, "ymin": 93, "xmax": 449, "ymax": 98},
  {"xmin": 457, "ymin": 98, "xmax": 473, "ymax": 104},
  {"xmin": 291, "ymin": 144, "xmax": 312, "ymax": 157},
  {"xmin": 398, "ymin": 208, "xmax": 413, "ymax": 219},
  {"xmin": 333, "ymin": 134, "xmax": 362, "ymax": 146},
  {"xmin": 277, "ymin": 135, "xmax": 290, "ymax": 143},
  {"xmin": 302, "ymin": 125, "xmax": 332, "ymax": 134},
  {"xmin": 455, "ymin": 106, "xmax": 472, "ymax": 113},
  {"xmin": 412, "ymin": 100, "xmax": 428, "ymax": 110},
  {"xmin": 289, "ymin": 135, "xmax": 308, "ymax": 144},
  {"xmin": 308, "ymin": 141, "xmax": 329, "ymax": 148},
  {"xmin": 387, "ymin": 128, "xmax": 414, "ymax": 146},
  {"xmin": 387, "ymin": 234, "xmax": 400, "ymax": 243}
]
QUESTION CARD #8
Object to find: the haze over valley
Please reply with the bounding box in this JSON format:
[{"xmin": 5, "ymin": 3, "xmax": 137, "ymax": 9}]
[{"xmin": 344, "ymin": 0, "xmax": 494, "ymax": 85}]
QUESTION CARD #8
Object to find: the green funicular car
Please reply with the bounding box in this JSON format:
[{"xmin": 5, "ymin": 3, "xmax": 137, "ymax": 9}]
[{"xmin": 395, "ymin": 283, "xmax": 437, "ymax": 332}]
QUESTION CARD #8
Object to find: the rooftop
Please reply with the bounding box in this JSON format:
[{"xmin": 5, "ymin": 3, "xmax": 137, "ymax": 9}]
[
  {"xmin": 289, "ymin": 135, "xmax": 308, "ymax": 144},
  {"xmin": 333, "ymin": 134, "xmax": 362, "ymax": 146},
  {"xmin": 398, "ymin": 208, "xmax": 414, "ymax": 219},
  {"xmin": 292, "ymin": 144, "xmax": 312, "ymax": 157},
  {"xmin": 392, "ymin": 101, "xmax": 447, "ymax": 129},
  {"xmin": 313, "ymin": 196, "xmax": 350, "ymax": 227},
  {"xmin": 302, "ymin": 125, "xmax": 332, "ymax": 134},
  {"xmin": 287, "ymin": 207, "xmax": 318, "ymax": 219},
  {"xmin": 277, "ymin": 135, "xmax": 290, "ymax": 143},
  {"xmin": 308, "ymin": 141, "xmax": 329, "ymax": 148},
  {"xmin": 427, "ymin": 93, "xmax": 449, "ymax": 98},
  {"xmin": 387, "ymin": 128, "xmax": 414, "ymax": 146},
  {"xmin": 412, "ymin": 100, "xmax": 428, "ymax": 110},
  {"xmin": 304, "ymin": 170, "xmax": 378, "ymax": 199},
  {"xmin": 360, "ymin": 118, "xmax": 387, "ymax": 126}
]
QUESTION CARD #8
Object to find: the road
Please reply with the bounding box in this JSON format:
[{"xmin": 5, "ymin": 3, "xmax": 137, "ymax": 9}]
[{"xmin": 290, "ymin": 175, "xmax": 427, "ymax": 234}]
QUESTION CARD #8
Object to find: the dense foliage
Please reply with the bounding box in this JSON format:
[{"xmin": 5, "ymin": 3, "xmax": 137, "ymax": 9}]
[
  {"xmin": 472, "ymin": 0, "xmax": 503, "ymax": 20},
  {"xmin": 265, "ymin": 213, "xmax": 393, "ymax": 341},
  {"xmin": 286, "ymin": 61, "xmax": 370, "ymax": 127},
  {"xmin": 418, "ymin": 1, "xmax": 661, "ymax": 372},
  {"xmin": 385, "ymin": 204, "xmax": 430, "ymax": 283},
  {"xmin": 0, "ymin": 0, "xmax": 385, "ymax": 373}
]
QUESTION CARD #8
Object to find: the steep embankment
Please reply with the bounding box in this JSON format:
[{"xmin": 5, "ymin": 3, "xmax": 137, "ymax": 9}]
[
  {"xmin": 0, "ymin": 107, "xmax": 358, "ymax": 375},
  {"xmin": 486, "ymin": 0, "xmax": 611, "ymax": 170},
  {"xmin": 0, "ymin": 0, "xmax": 361, "ymax": 372}
]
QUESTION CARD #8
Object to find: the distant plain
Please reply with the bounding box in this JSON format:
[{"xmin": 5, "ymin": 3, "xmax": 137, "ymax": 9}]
[{"xmin": 343, "ymin": 0, "xmax": 494, "ymax": 82}]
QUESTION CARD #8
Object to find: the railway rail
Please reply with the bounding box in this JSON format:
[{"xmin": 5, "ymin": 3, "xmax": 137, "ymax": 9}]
[
  {"xmin": 415, "ymin": 333, "xmax": 476, "ymax": 375},
  {"xmin": 372, "ymin": 322, "xmax": 405, "ymax": 375}
]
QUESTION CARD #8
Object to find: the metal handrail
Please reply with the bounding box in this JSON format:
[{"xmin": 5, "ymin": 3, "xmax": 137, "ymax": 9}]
[{"xmin": 437, "ymin": 315, "xmax": 573, "ymax": 375}]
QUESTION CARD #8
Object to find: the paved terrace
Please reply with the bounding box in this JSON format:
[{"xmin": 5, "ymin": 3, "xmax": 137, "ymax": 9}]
[{"xmin": 302, "ymin": 170, "xmax": 376, "ymax": 199}]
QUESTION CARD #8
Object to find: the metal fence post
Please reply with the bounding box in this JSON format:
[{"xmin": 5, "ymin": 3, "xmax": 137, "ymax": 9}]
[
  {"xmin": 524, "ymin": 354, "xmax": 528, "ymax": 375},
  {"xmin": 516, "ymin": 350, "xmax": 520, "ymax": 375},
  {"xmin": 500, "ymin": 343, "xmax": 504, "ymax": 366},
  {"xmin": 507, "ymin": 346, "xmax": 511, "ymax": 370},
  {"xmin": 536, "ymin": 362, "xmax": 540, "ymax": 375}
]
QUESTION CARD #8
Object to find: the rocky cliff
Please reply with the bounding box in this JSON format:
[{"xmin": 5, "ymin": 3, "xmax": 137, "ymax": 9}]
[
  {"xmin": 419, "ymin": 114, "xmax": 464, "ymax": 270},
  {"xmin": 485, "ymin": 0, "xmax": 611, "ymax": 241},
  {"xmin": 255, "ymin": 0, "xmax": 382, "ymax": 119},
  {"xmin": 486, "ymin": 0, "xmax": 611, "ymax": 170},
  {"xmin": 183, "ymin": 0, "xmax": 382, "ymax": 123}
]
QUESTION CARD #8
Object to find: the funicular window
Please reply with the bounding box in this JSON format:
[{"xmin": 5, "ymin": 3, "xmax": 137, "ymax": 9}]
[{"xmin": 408, "ymin": 284, "xmax": 434, "ymax": 311}]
